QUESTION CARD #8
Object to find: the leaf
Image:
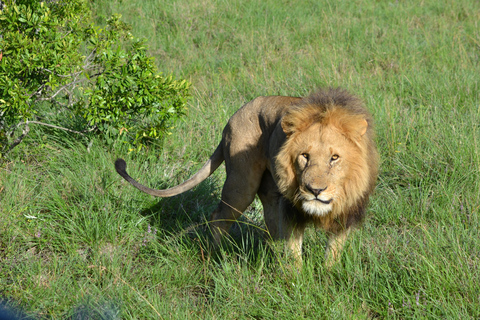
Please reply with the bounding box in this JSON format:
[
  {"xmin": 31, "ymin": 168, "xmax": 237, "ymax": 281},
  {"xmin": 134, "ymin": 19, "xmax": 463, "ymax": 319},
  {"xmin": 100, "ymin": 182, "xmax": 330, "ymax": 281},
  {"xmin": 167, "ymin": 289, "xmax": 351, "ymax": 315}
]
[{"xmin": 1, "ymin": 0, "xmax": 190, "ymax": 155}]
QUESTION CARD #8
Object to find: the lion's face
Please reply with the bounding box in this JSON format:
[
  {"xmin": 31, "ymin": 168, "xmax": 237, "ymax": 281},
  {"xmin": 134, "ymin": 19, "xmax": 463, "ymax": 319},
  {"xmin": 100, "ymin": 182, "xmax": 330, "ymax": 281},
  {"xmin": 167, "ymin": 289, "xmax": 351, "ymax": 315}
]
[
  {"xmin": 276, "ymin": 105, "xmax": 374, "ymax": 218},
  {"xmin": 292, "ymin": 123, "xmax": 362, "ymax": 216}
]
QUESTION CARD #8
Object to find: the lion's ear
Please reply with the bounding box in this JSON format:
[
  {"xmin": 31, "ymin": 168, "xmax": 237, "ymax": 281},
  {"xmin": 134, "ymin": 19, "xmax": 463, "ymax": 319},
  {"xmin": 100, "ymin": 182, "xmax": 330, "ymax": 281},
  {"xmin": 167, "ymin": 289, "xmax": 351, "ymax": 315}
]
[
  {"xmin": 358, "ymin": 119, "xmax": 368, "ymax": 136},
  {"xmin": 281, "ymin": 117, "xmax": 296, "ymax": 137},
  {"xmin": 344, "ymin": 118, "xmax": 368, "ymax": 142}
]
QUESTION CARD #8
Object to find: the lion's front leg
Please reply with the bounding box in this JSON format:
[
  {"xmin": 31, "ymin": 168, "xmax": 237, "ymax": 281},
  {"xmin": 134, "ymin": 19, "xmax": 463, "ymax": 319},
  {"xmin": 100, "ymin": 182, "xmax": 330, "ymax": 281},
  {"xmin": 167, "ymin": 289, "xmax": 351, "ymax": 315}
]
[
  {"xmin": 273, "ymin": 199, "xmax": 307, "ymax": 269},
  {"xmin": 324, "ymin": 229, "xmax": 351, "ymax": 269},
  {"xmin": 285, "ymin": 225, "xmax": 305, "ymax": 269},
  {"xmin": 266, "ymin": 219, "xmax": 305, "ymax": 270}
]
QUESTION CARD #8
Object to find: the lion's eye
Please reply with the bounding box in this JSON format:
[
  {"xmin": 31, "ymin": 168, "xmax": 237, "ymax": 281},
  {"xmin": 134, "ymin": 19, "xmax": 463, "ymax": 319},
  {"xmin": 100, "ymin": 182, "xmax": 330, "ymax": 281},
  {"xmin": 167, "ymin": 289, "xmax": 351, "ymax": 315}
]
[
  {"xmin": 331, "ymin": 154, "xmax": 339, "ymax": 161},
  {"xmin": 301, "ymin": 153, "xmax": 309, "ymax": 160}
]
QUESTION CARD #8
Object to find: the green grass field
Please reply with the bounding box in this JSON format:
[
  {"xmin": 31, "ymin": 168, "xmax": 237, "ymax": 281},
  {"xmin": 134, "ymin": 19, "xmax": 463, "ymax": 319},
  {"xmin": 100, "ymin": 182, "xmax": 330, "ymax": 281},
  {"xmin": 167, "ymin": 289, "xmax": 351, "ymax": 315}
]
[{"xmin": 1, "ymin": 0, "xmax": 479, "ymax": 318}]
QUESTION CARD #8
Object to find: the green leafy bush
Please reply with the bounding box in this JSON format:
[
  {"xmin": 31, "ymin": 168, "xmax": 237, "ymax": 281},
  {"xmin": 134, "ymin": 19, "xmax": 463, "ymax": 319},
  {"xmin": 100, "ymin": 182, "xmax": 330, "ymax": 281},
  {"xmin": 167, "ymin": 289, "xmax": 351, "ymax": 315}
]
[{"xmin": 0, "ymin": 0, "xmax": 190, "ymax": 156}]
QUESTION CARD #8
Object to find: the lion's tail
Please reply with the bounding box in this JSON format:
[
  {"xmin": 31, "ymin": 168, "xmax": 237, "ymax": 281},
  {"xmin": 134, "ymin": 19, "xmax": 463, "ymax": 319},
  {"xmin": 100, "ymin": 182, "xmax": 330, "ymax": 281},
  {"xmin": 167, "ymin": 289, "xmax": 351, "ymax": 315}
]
[{"xmin": 115, "ymin": 145, "xmax": 224, "ymax": 197}]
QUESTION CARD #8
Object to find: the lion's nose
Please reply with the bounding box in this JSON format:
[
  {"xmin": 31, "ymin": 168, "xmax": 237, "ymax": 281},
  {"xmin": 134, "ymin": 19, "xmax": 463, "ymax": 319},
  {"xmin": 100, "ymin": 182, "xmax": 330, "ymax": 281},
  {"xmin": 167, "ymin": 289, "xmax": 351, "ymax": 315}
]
[{"xmin": 307, "ymin": 185, "xmax": 327, "ymax": 197}]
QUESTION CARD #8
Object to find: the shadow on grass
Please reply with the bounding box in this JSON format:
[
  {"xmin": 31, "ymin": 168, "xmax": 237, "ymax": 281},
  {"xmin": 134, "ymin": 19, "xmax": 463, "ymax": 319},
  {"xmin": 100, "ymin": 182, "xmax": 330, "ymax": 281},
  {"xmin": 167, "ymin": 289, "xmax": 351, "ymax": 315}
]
[
  {"xmin": 137, "ymin": 178, "xmax": 276, "ymax": 268},
  {"xmin": 138, "ymin": 178, "xmax": 218, "ymax": 233}
]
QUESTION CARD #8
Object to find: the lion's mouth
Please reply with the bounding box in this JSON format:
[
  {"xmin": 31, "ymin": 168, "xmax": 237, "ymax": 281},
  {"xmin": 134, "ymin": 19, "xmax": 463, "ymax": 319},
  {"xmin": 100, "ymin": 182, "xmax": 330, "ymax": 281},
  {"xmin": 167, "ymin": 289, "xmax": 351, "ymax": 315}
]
[
  {"xmin": 302, "ymin": 198, "xmax": 333, "ymax": 216},
  {"xmin": 303, "ymin": 194, "xmax": 333, "ymax": 205},
  {"xmin": 316, "ymin": 198, "xmax": 332, "ymax": 205}
]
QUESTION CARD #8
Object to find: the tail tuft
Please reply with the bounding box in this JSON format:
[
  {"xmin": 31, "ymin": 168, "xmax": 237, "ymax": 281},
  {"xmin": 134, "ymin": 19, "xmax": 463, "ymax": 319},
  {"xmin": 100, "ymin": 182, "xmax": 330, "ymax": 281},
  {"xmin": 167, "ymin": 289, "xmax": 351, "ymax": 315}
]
[{"xmin": 115, "ymin": 158, "xmax": 127, "ymax": 175}]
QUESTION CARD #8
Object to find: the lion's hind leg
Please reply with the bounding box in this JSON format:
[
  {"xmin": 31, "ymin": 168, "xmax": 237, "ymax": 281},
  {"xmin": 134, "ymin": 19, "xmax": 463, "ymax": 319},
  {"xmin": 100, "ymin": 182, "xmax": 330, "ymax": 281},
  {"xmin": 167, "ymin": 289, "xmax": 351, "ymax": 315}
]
[{"xmin": 209, "ymin": 165, "xmax": 264, "ymax": 244}]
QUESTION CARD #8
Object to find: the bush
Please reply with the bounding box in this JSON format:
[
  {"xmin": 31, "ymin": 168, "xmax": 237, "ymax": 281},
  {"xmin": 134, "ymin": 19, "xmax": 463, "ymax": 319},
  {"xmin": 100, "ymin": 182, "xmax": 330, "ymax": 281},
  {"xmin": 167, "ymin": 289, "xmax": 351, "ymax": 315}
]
[{"xmin": 0, "ymin": 0, "xmax": 190, "ymax": 156}]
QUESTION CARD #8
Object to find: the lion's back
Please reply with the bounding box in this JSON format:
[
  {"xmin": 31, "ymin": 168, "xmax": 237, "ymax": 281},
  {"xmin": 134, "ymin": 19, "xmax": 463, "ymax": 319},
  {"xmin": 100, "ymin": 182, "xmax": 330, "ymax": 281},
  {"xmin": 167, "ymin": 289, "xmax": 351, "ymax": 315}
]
[{"xmin": 221, "ymin": 96, "xmax": 301, "ymax": 155}]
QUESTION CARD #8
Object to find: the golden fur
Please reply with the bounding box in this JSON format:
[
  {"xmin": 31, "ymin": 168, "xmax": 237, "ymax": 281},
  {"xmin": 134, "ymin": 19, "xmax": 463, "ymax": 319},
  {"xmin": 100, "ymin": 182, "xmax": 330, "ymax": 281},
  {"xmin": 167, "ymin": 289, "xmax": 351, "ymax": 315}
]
[{"xmin": 115, "ymin": 88, "xmax": 379, "ymax": 267}]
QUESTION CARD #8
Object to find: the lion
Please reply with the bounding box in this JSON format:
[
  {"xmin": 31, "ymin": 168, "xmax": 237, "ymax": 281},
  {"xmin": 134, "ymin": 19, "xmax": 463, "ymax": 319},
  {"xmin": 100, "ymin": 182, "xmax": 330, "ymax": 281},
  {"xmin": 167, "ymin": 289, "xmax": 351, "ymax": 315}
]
[{"xmin": 115, "ymin": 88, "xmax": 379, "ymax": 267}]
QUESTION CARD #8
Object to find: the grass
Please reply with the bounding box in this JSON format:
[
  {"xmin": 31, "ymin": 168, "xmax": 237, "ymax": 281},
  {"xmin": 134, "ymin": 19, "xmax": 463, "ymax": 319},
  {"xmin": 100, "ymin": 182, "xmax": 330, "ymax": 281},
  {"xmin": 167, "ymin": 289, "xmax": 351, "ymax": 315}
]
[{"xmin": 1, "ymin": 0, "xmax": 480, "ymax": 318}]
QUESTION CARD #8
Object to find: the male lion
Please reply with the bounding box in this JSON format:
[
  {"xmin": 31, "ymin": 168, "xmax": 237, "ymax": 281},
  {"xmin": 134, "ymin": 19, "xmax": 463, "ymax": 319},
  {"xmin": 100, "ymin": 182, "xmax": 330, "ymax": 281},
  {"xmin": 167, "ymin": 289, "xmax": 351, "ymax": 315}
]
[{"xmin": 115, "ymin": 88, "xmax": 379, "ymax": 267}]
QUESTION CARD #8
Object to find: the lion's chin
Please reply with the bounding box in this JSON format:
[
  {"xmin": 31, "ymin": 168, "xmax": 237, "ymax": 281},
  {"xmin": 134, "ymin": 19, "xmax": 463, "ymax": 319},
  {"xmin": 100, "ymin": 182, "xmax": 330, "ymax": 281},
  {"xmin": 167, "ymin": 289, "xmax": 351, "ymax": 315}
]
[{"xmin": 301, "ymin": 200, "xmax": 333, "ymax": 217}]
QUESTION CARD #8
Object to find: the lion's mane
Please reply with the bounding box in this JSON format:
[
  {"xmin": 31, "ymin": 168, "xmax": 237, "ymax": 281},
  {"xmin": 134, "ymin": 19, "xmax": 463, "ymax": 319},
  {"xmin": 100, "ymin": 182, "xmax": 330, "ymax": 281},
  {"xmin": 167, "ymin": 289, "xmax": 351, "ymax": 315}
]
[{"xmin": 275, "ymin": 88, "xmax": 379, "ymax": 233}]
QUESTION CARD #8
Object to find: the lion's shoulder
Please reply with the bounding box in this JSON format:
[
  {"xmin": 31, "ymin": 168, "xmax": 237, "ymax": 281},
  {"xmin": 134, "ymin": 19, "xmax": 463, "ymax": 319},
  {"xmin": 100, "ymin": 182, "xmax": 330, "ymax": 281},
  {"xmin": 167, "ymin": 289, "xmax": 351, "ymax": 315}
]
[
  {"xmin": 224, "ymin": 95, "xmax": 301, "ymax": 136},
  {"xmin": 233, "ymin": 95, "xmax": 302, "ymax": 120}
]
